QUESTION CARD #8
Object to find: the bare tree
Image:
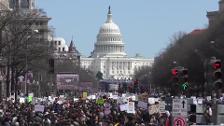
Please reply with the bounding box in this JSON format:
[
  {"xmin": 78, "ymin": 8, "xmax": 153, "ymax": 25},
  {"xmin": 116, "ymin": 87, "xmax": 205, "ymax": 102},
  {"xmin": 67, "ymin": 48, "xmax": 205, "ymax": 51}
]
[{"xmin": 0, "ymin": 9, "xmax": 51, "ymax": 99}]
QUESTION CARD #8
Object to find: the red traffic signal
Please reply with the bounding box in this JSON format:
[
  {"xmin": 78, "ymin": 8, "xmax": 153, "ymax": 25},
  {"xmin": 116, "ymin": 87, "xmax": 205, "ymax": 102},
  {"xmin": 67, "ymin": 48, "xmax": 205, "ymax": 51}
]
[
  {"xmin": 212, "ymin": 61, "xmax": 221, "ymax": 70},
  {"xmin": 172, "ymin": 69, "xmax": 178, "ymax": 76}
]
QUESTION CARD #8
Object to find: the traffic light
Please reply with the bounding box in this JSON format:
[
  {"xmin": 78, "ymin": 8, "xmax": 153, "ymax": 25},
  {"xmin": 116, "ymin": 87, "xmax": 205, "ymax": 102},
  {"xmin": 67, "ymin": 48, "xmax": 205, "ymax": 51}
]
[
  {"xmin": 171, "ymin": 68, "xmax": 179, "ymax": 83},
  {"xmin": 181, "ymin": 68, "xmax": 189, "ymax": 91},
  {"xmin": 212, "ymin": 59, "xmax": 222, "ymax": 89},
  {"xmin": 172, "ymin": 68, "xmax": 178, "ymax": 76}
]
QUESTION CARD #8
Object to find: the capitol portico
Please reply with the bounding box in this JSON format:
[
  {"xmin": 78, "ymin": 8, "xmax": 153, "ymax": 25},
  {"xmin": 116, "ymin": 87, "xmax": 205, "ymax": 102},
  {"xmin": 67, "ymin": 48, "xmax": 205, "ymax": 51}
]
[{"xmin": 80, "ymin": 7, "xmax": 153, "ymax": 80}]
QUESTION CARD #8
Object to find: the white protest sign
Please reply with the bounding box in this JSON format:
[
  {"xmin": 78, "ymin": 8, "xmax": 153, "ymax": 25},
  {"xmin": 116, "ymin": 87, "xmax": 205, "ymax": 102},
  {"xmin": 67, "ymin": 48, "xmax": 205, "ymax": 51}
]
[
  {"xmin": 34, "ymin": 105, "xmax": 45, "ymax": 112},
  {"xmin": 148, "ymin": 104, "xmax": 160, "ymax": 115},
  {"xmin": 120, "ymin": 104, "xmax": 128, "ymax": 111},
  {"xmin": 19, "ymin": 98, "xmax": 25, "ymax": 103},
  {"xmin": 159, "ymin": 101, "xmax": 166, "ymax": 113},
  {"xmin": 137, "ymin": 101, "xmax": 148, "ymax": 110},
  {"xmin": 206, "ymin": 96, "xmax": 211, "ymax": 101},
  {"xmin": 127, "ymin": 102, "xmax": 135, "ymax": 114},
  {"xmin": 128, "ymin": 96, "xmax": 137, "ymax": 101},
  {"xmin": 87, "ymin": 95, "xmax": 96, "ymax": 100},
  {"xmin": 59, "ymin": 95, "xmax": 65, "ymax": 98},
  {"xmin": 197, "ymin": 98, "xmax": 203, "ymax": 104},
  {"xmin": 122, "ymin": 93, "xmax": 126, "ymax": 98},
  {"xmin": 148, "ymin": 97, "xmax": 155, "ymax": 104},
  {"xmin": 154, "ymin": 98, "xmax": 159, "ymax": 102},
  {"xmin": 73, "ymin": 98, "xmax": 79, "ymax": 102},
  {"xmin": 112, "ymin": 95, "xmax": 118, "ymax": 100},
  {"xmin": 191, "ymin": 96, "xmax": 197, "ymax": 105},
  {"xmin": 109, "ymin": 93, "xmax": 113, "ymax": 97}
]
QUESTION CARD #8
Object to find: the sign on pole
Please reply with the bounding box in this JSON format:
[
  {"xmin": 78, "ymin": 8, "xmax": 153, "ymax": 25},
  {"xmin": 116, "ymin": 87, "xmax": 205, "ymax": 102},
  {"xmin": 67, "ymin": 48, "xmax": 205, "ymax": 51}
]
[
  {"xmin": 159, "ymin": 101, "xmax": 166, "ymax": 113},
  {"xmin": 172, "ymin": 98, "xmax": 188, "ymax": 117},
  {"xmin": 173, "ymin": 116, "xmax": 186, "ymax": 126}
]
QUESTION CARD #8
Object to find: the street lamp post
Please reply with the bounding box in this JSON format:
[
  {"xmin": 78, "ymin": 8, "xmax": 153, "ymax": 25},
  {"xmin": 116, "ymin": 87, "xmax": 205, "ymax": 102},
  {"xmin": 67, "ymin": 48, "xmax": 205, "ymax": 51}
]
[{"xmin": 24, "ymin": 29, "xmax": 39, "ymax": 96}]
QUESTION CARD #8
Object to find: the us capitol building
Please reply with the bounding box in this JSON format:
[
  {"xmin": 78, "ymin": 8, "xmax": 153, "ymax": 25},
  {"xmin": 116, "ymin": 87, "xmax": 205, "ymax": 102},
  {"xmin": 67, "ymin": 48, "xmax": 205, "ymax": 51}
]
[{"xmin": 80, "ymin": 7, "xmax": 153, "ymax": 80}]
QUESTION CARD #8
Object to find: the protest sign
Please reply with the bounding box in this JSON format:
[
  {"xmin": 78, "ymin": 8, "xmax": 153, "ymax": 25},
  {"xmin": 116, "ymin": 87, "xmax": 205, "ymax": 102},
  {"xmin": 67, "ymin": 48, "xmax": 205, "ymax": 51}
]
[
  {"xmin": 137, "ymin": 101, "xmax": 148, "ymax": 110},
  {"xmin": 87, "ymin": 95, "xmax": 96, "ymax": 100},
  {"xmin": 122, "ymin": 93, "xmax": 126, "ymax": 97},
  {"xmin": 127, "ymin": 102, "xmax": 135, "ymax": 114},
  {"xmin": 73, "ymin": 98, "xmax": 79, "ymax": 102},
  {"xmin": 120, "ymin": 104, "xmax": 128, "ymax": 111},
  {"xmin": 28, "ymin": 96, "xmax": 33, "ymax": 103},
  {"xmin": 149, "ymin": 104, "xmax": 160, "ymax": 115},
  {"xmin": 82, "ymin": 92, "xmax": 88, "ymax": 99},
  {"xmin": 197, "ymin": 98, "xmax": 203, "ymax": 104},
  {"xmin": 19, "ymin": 97, "xmax": 25, "ymax": 103},
  {"xmin": 159, "ymin": 101, "xmax": 166, "ymax": 113},
  {"xmin": 34, "ymin": 105, "xmax": 45, "ymax": 112},
  {"xmin": 111, "ymin": 95, "xmax": 118, "ymax": 100},
  {"xmin": 206, "ymin": 96, "xmax": 211, "ymax": 101},
  {"xmin": 96, "ymin": 98, "xmax": 105, "ymax": 105},
  {"xmin": 148, "ymin": 97, "xmax": 155, "ymax": 104}
]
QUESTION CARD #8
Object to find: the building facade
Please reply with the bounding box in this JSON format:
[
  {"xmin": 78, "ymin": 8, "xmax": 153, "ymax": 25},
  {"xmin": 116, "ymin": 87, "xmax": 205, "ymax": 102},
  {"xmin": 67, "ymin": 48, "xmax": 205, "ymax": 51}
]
[
  {"xmin": 52, "ymin": 37, "xmax": 69, "ymax": 52},
  {"xmin": 81, "ymin": 7, "xmax": 153, "ymax": 80},
  {"xmin": 51, "ymin": 38, "xmax": 81, "ymax": 74},
  {"xmin": 207, "ymin": 0, "xmax": 224, "ymax": 25},
  {"xmin": 9, "ymin": 0, "xmax": 35, "ymax": 10},
  {"xmin": 51, "ymin": 38, "xmax": 81, "ymax": 94}
]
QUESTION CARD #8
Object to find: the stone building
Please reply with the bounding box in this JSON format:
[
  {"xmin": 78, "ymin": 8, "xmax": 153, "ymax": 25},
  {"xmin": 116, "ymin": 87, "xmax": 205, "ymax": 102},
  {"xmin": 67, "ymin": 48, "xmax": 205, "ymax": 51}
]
[
  {"xmin": 51, "ymin": 38, "xmax": 80, "ymax": 73},
  {"xmin": 207, "ymin": 0, "xmax": 224, "ymax": 25}
]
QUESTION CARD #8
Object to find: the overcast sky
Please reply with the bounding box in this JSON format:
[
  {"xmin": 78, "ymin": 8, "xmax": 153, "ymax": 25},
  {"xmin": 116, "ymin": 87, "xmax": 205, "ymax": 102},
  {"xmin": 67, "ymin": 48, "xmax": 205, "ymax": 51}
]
[{"xmin": 37, "ymin": 0, "xmax": 219, "ymax": 58}]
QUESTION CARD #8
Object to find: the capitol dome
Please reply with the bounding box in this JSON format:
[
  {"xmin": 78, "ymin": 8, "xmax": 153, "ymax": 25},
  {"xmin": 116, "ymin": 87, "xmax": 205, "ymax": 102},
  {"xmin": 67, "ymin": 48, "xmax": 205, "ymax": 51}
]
[{"xmin": 91, "ymin": 6, "xmax": 127, "ymax": 58}]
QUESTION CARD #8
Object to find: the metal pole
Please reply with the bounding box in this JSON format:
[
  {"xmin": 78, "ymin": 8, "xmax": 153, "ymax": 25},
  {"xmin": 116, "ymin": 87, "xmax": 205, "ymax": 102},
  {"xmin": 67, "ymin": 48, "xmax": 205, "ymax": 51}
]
[{"xmin": 25, "ymin": 38, "xmax": 28, "ymax": 96}]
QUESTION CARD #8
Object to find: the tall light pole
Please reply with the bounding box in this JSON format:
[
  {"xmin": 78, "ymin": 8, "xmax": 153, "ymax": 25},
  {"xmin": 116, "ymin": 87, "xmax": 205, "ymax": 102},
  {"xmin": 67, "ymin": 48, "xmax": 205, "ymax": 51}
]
[{"xmin": 24, "ymin": 29, "xmax": 39, "ymax": 96}]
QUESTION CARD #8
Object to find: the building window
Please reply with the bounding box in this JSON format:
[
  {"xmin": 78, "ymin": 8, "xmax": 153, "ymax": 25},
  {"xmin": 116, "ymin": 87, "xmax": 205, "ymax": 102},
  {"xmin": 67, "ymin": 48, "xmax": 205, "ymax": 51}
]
[
  {"xmin": 58, "ymin": 47, "xmax": 61, "ymax": 52},
  {"xmin": 62, "ymin": 47, "xmax": 65, "ymax": 52},
  {"xmin": 58, "ymin": 41, "xmax": 61, "ymax": 45},
  {"xmin": 55, "ymin": 41, "xmax": 57, "ymax": 45}
]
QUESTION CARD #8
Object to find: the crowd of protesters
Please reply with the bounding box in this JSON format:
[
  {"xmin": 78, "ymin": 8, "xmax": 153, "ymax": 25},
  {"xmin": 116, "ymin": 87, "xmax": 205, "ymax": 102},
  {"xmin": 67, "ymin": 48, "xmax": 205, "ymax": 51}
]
[{"xmin": 0, "ymin": 95, "xmax": 171, "ymax": 126}]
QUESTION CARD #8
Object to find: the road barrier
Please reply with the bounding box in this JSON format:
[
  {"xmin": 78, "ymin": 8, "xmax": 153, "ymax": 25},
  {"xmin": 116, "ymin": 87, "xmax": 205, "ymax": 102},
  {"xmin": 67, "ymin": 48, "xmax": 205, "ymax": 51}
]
[
  {"xmin": 196, "ymin": 104, "xmax": 205, "ymax": 124},
  {"xmin": 216, "ymin": 104, "xmax": 224, "ymax": 124}
]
